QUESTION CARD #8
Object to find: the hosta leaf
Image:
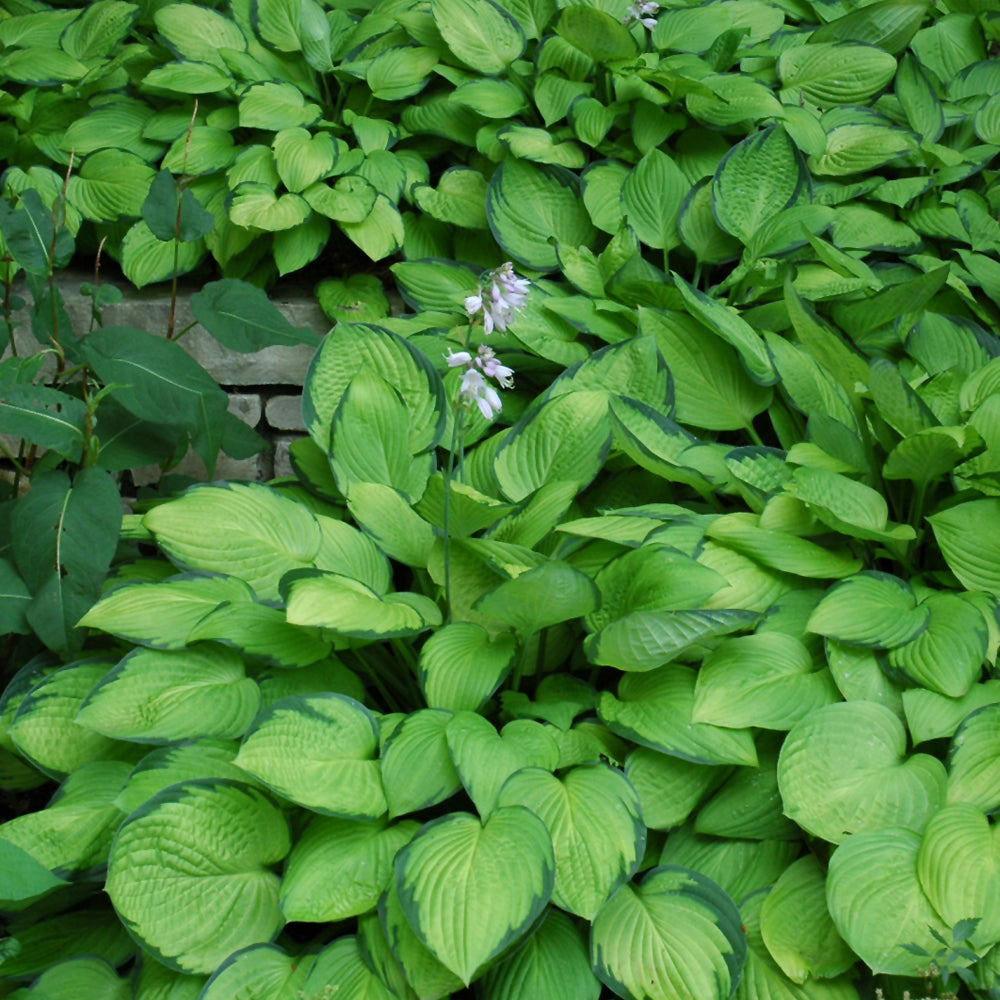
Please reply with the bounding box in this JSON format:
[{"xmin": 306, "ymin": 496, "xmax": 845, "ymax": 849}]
[
  {"xmin": 419, "ymin": 623, "xmax": 517, "ymax": 713},
  {"xmin": 712, "ymin": 126, "xmax": 803, "ymax": 244},
  {"xmin": 76, "ymin": 645, "xmax": 260, "ymax": 743},
  {"xmin": 598, "ymin": 666, "xmax": 758, "ymax": 766},
  {"xmin": 198, "ymin": 944, "xmax": 309, "ymax": 1000},
  {"xmin": 228, "ymin": 183, "xmax": 311, "ymax": 231},
  {"xmin": 903, "ymin": 680, "xmax": 1000, "ymax": 745},
  {"xmin": 238, "ymin": 81, "xmax": 322, "ymax": 129},
  {"xmin": 929, "ymin": 499, "xmax": 1000, "ymax": 596},
  {"xmin": 302, "ymin": 936, "xmax": 397, "ymax": 999},
  {"xmin": 24, "ymin": 956, "xmax": 129, "ymax": 1000},
  {"xmin": 432, "ymin": 0, "xmax": 525, "ymax": 74},
  {"xmin": 143, "ymin": 483, "xmax": 323, "ymax": 602},
  {"xmin": 0, "ymin": 839, "xmax": 67, "ymax": 907},
  {"xmin": 693, "ymin": 633, "xmax": 840, "ymax": 731},
  {"xmin": 625, "ymin": 746, "xmax": 722, "ymax": 830},
  {"xmin": 154, "ymin": 3, "xmax": 245, "ymax": 67},
  {"xmin": 105, "ymin": 779, "xmax": 290, "ymax": 974},
  {"xmin": 807, "ymin": 572, "xmax": 930, "ymax": 649},
  {"xmin": 809, "ymin": 123, "xmax": 916, "ymax": 176},
  {"xmin": 395, "ymin": 807, "xmax": 555, "ymax": 985},
  {"xmin": 496, "ymin": 764, "xmax": 644, "ymax": 919},
  {"xmin": 234, "ymin": 693, "xmax": 387, "ymax": 819},
  {"xmin": 917, "ymin": 803, "xmax": 1000, "ymax": 950},
  {"xmin": 826, "ymin": 828, "xmax": 949, "ymax": 975},
  {"xmin": 272, "ymin": 127, "xmax": 338, "ymax": 192},
  {"xmin": 78, "ymin": 574, "xmax": 254, "ymax": 650},
  {"xmin": 779, "ymin": 43, "xmax": 896, "ymax": 105},
  {"xmin": 446, "ymin": 712, "xmax": 560, "ymax": 818},
  {"xmin": 280, "ymin": 815, "xmax": 419, "ymax": 922},
  {"xmin": 759, "ymin": 856, "xmax": 855, "ymax": 984},
  {"xmin": 66, "ymin": 150, "xmax": 155, "ymax": 223},
  {"xmin": 948, "ymin": 704, "xmax": 1000, "ymax": 812},
  {"xmin": 119, "ymin": 222, "xmax": 205, "ymax": 288},
  {"xmin": 622, "ymin": 149, "xmax": 689, "ymax": 252},
  {"xmin": 479, "ymin": 906, "xmax": 600, "ymax": 1000},
  {"xmin": 590, "ymin": 865, "xmax": 747, "ymax": 1000},
  {"xmin": 381, "ymin": 709, "xmax": 462, "ymax": 818},
  {"xmin": 777, "ymin": 701, "xmax": 946, "ymax": 843}
]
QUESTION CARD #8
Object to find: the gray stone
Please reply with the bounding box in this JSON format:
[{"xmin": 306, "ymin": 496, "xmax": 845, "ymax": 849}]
[
  {"xmin": 265, "ymin": 394, "xmax": 306, "ymax": 431},
  {"xmin": 273, "ymin": 435, "xmax": 305, "ymax": 479}
]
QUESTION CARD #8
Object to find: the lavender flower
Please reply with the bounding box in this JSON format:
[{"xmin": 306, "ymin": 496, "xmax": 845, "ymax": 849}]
[
  {"xmin": 624, "ymin": 0, "xmax": 659, "ymax": 29},
  {"xmin": 447, "ymin": 341, "xmax": 516, "ymax": 421},
  {"xmin": 465, "ymin": 262, "xmax": 531, "ymax": 336}
]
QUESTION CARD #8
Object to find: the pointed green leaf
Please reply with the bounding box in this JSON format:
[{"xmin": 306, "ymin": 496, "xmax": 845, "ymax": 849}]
[
  {"xmin": 948, "ymin": 704, "xmax": 1000, "ymax": 812},
  {"xmin": 432, "ymin": 0, "xmax": 525, "ymax": 73},
  {"xmin": 419, "ymin": 623, "xmax": 517, "ymax": 713},
  {"xmin": 929, "ymin": 499, "xmax": 1000, "ymax": 596},
  {"xmin": 381, "ymin": 710, "xmax": 462, "ymax": 818}
]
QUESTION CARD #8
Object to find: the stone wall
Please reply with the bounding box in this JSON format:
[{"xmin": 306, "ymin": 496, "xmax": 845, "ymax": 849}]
[{"xmin": 3, "ymin": 274, "xmax": 333, "ymax": 486}]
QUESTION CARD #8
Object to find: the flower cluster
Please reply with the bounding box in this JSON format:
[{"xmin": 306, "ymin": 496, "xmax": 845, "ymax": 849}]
[
  {"xmin": 464, "ymin": 261, "xmax": 531, "ymax": 336},
  {"xmin": 624, "ymin": 0, "xmax": 659, "ymax": 29},
  {"xmin": 451, "ymin": 263, "xmax": 527, "ymax": 420}
]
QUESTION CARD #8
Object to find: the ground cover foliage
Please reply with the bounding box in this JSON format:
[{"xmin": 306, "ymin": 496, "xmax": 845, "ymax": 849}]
[{"xmin": 3, "ymin": 0, "xmax": 1000, "ymax": 997}]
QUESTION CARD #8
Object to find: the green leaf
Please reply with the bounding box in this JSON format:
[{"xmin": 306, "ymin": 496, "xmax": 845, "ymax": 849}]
[
  {"xmin": 234, "ymin": 694, "xmax": 387, "ymax": 818},
  {"xmin": 779, "ymin": 42, "xmax": 897, "ymax": 105},
  {"xmin": 759, "ymin": 855, "xmax": 855, "ymax": 984},
  {"xmin": 346, "ymin": 482, "xmax": 435, "ymax": 568},
  {"xmin": 497, "ymin": 764, "xmax": 644, "ymax": 919},
  {"xmin": 120, "ymin": 221, "xmax": 204, "ymax": 288},
  {"xmin": 487, "ymin": 159, "xmax": 596, "ymax": 272},
  {"xmin": 0, "ymin": 838, "xmax": 68, "ymax": 907},
  {"xmin": 228, "ymin": 183, "xmax": 311, "ymax": 231},
  {"xmin": 446, "ymin": 712, "xmax": 560, "ymax": 818},
  {"xmin": 154, "ymin": 3, "xmax": 246, "ymax": 67},
  {"xmin": 431, "ymin": 0, "xmax": 525, "ymax": 74},
  {"xmin": 929, "ymin": 499, "xmax": 1000, "ymax": 596},
  {"xmin": 395, "ymin": 807, "xmax": 555, "ymax": 985},
  {"xmin": 590, "ymin": 865, "xmax": 747, "ymax": 1000},
  {"xmin": 556, "ymin": 5, "xmax": 637, "ymax": 62},
  {"xmin": 777, "ymin": 700, "xmax": 946, "ymax": 843},
  {"xmin": 692, "ymin": 633, "xmax": 840, "ymax": 730},
  {"xmin": 0, "ymin": 384, "xmax": 86, "ymax": 460},
  {"xmin": 367, "ymin": 46, "xmax": 439, "ymax": 101},
  {"xmin": 303, "ymin": 175, "xmax": 377, "ymax": 223},
  {"xmin": 495, "ymin": 391, "xmax": 612, "ymax": 502},
  {"xmin": 23, "ymin": 956, "xmax": 130, "ymax": 1000},
  {"xmin": 197, "ymin": 944, "xmax": 309, "ymax": 1000},
  {"xmin": 106, "ymin": 779, "xmax": 289, "ymax": 974},
  {"xmin": 61, "ymin": 1, "xmax": 139, "ymax": 60},
  {"xmin": 809, "ymin": 0, "xmax": 929, "ymax": 54},
  {"xmin": 810, "ymin": 122, "xmax": 917, "ymax": 176},
  {"xmin": 827, "ymin": 828, "xmax": 949, "ymax": 975},
  {"xmin": 419, "ymin": 623, "xmax": 517, "ymax": 713},
  {"xmin": 238, "ymin": 81, "xmax": 322, "ymax": 129},
  {"xmin": 191, "ymin": 278, "xmax": 320, "ymax": 351},
  {"xmin": 625, "ymin": 746, "xmax": 722, "ymax": 830},
  {"xmin": 712, "ymin": 126, "xmax": 804, "ymax": 244},
  {"xmin": 141, "ymin": 170, "xmax": 215, "ymax": 243},
  {"xmin": 917, "ymin": 803, "xmax": 1000, "ymax": 951},
  {"xmin": 143, "ymin": 483, "xmax": 322, "ymax": 602},
  {"xmin": 67, "ymin": 150, "xmax": 155, "ymax": 223},
  {"xmin": 903, "ymin": 680, "xmax": 1000, "ymax": 745},
  {"xmin": 381, "ymin": 709, "xmax": 463, "ymax": 818},
  {"xmin": 598, "ymin": 666, "xmax": 758, "ymax": 766},
  {"xmin": 0, "ymin": 559, "xmax": 31, "ymax": 637},
  {"xmin": 807, "ymin": 572, "xmax": 931, "ymax": 648},
  {"xmin": 479, "ymin": 906, "xmax": 600, "ymax": 1000},
  {"xmin": 76, "ymin": 645, "xmax": 260, "ymax": 743},
  {"xmin": 280, "ymin": 815, "xmax": 419, "ymax": 922}
]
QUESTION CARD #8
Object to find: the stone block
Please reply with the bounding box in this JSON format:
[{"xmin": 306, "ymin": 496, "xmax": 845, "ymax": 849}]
[{"xmin": 265, "ymin": 394, "xmax": 306, "ymax": 431}]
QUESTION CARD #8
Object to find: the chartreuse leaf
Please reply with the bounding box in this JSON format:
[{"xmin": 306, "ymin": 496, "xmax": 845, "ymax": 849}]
[
  {"xmin": 479, "ymin": 906, "xmax": 600, "ymax": 1000},
  {"xmin": 903, "ymin": 680, "xmax": 1000, "ymax": 745},
  {"xmin": 556, "ymin": 5, "xmax": 637, "ymax": 62},
  {"xmin": 948, "ymin": 704, "xmax": 1000, "ymax": 812},
  {"xmin": 395, "ymin": 807, "xmax": 555, "ymax": 985},
  {"xmin": 826, "ymin": 829, "xmax": 949, "ymax": 975},
  {"xmin": 234, "ymin": 694, "xmax": 386, "ymax": 819},
  {"xmin": 826, "ymin": 641, "xmax": 904, "ymax": 718},
  {"xmin": 759, "ymin": 856, "xmax": 855, "ymax": 984},
  {"xmin": 8, "ymin": 658, "xmax": 120, "ymax": 778},
  {"xmin": 431, "ymin": 0, "xmax": 524, "ymax": 73},
  {"xmin": 78, "ymin": 574, "xmax": 255, "ymax": 650},
  {"xmin": 625, "ymin": 746, "xmax": 722, "ymax": 830},
  {"xmin": 301, "ymin": 936, "xmax": 398, "ymax": 999},
  {"xmin": 419, "ymin": 623, "xmax": 517, "ymax": 713},
  {"xmin": 622, "ymin": 149, "xmax": 689, "ymax": 252},
  {"xmin": 598, "ymin": 666, "xmax": 758, "ymax": 766},
  {"xmin": 693, "ymin": 634, "xmax": 839, "ymax": 731},
  {"xmin": 113, "ymin": 739, "xmax": 247, "ymax": 815},
  {"xmin": 154, "ymin": 3, "xmax": 245, "ymax": 66},
  {"xmin": 143, "ymin": 483, "xmax": 323, "ymax": 602},
  {"xmin": 196, "ymin": 944, "xmax": 311, "ymax": 1000},
  {"xmin": 487, "ymin": 159, "xmax": 596, "ymax": 272},
  {"xmin": 496, "ymin": 764, "xmax": 644, "ymax": 919},
  {"xmin": 590, "ymin": 865, "xmax": 747, "ymax": 1000},
  {"xmin": 807, "ymin": 572, "xmax": 930, "ymax": 649},
  {"xmin": 446, "ymin": 713, "xmax": 559, "ymax": 818},
  {"xmin": 779, "ymin": 42, "xmax": 897, "ymax": 105},
  {"xmin": 586, "ymin": 607, "xmax": 758, "ymax": 674},
  {"xmin": 0, "ymin": 839, "xmax": 67, "ymax": 907},
  {"xmin": 381, "ymin": 710, "xmax": 462, "ymax": 818},
  {"xmin": 777, "ymin": 701, "xmax": 946, "ymax": 844},
  {"xmin": 133, "ymin": 959, "xmax": 206, "ymax": 999},
  {"xmin": 475, "ymin": 561, "xmax": 599, "ymax": 635},
  {"xmin": 330, "ymin": 369, "xmax": 433, "ymax": 501},
  {"xmin": 930, "ymin": 499, "xmax": 1000, "ymax": 595},
  {"xmin": 495, "ymin": 391, "xmax": 612, "ymax": 501},
  {"xmin": 106, "ymin": 779, "xmax": 289, "ymax": 974},
  {"xmin": 695, "ymin": 735, "xmax": 798, "ymax": 841},
  {"xmin": 284, "ymin": 572, "xmax": 441, "ymax": 639},
  {"xmin": 187, "ymin": 601, "xmax": 332, "ymax": 667},
  {"xmin": 23, "ymin": 956, "xmax": 129, "ymax": 1000},
  {"xmin": 712, "ymin": 126, "xmax": 803, "ymax": 244},
  {"xmin": 304, "ymin": 323, "xmax": 445, "ymax": 458},
  {"xmin": 0, "ymin": 760, "xmax": 130, "ymax": 879},
  {"xmin": 280, "ymin": 815, "xmax": 419, "ymax": 923},
  {"xmin": 917, "ymin": 803, "xmax": 1000, "ymax": 951},
  {"xmin": 75, "ymin": 645, "xmax": 260, "ymax": 743}
]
